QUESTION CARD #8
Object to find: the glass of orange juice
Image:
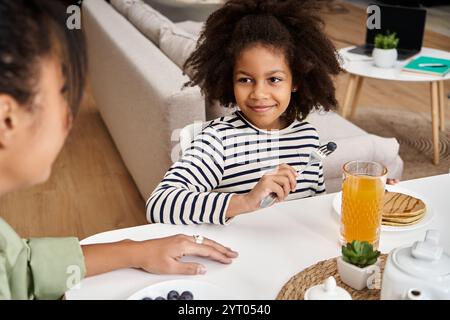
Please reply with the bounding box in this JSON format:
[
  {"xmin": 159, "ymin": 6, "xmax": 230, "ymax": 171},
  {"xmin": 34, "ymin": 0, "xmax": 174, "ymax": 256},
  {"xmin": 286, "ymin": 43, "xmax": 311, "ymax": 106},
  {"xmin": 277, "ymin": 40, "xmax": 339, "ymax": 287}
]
[{"xmin": 340, "ymin": 161, "xmax": 387, "ymax": 249}]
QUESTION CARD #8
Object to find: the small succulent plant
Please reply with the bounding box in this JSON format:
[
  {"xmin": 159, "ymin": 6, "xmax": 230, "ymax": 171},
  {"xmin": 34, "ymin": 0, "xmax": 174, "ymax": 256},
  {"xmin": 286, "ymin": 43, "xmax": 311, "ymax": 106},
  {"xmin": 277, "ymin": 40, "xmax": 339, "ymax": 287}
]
[
  {"xmin": 374, "ymin": 31, "xmax": 399, "ymax": 49},
  {"xmin": 341, "ymin": 240, "xmax": 381, "ymax": 268}
]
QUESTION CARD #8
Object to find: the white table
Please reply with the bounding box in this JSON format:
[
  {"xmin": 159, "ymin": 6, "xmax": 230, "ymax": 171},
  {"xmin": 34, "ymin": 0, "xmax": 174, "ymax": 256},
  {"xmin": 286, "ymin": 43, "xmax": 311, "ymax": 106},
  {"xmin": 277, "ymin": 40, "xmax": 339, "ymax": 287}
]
[
  {"xmin": 66, "ymin": 174, "xmax": 450, "ymax": 300},
  {"xmin": 339, "ymin": 46, "xmax": 450, "ymax": 165}
]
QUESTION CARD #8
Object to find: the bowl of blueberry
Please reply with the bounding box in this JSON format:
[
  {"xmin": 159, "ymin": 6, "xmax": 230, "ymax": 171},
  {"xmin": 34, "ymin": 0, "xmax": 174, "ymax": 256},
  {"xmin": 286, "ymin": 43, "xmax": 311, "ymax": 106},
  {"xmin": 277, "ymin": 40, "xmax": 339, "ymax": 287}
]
[
  {"xmin": 142, "ymin": 290, "xmax": 194, "ymax": 301},
  {"xmin": 127, "ymin": 279, "xmax": 231, "ymax": 300}
]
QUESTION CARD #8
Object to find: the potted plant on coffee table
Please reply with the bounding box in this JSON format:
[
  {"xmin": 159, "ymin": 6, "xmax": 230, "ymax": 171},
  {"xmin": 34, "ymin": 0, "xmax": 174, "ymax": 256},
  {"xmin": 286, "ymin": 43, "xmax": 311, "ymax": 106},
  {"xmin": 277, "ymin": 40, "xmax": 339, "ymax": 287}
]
[
  {"xmin": 372, "ymin": 31, "xmax": 399, "ymax": 68},
  {"xmin": 337, "ymin": 240, "xmax": 381, "ymax": 290}
]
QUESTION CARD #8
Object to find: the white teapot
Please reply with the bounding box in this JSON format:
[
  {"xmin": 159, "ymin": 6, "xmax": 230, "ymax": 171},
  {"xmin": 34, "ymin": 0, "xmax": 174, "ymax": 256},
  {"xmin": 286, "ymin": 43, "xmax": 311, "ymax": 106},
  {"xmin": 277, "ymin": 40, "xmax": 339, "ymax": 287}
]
[{"xmin": 381, "ymin": 230, "xmax": 450, "ymax": 300}]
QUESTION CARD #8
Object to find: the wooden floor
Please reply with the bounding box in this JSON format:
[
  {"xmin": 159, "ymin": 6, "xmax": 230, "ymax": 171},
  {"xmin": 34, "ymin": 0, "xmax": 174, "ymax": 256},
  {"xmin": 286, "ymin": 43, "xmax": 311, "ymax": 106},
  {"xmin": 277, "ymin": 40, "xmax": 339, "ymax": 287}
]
[
  {"xmin": 0, "ymin": 1, "xmax": 449, "ymax": 239},
  {"xmin": 0, "ymin": 89, "xmax": 147, "ymax": 239}
]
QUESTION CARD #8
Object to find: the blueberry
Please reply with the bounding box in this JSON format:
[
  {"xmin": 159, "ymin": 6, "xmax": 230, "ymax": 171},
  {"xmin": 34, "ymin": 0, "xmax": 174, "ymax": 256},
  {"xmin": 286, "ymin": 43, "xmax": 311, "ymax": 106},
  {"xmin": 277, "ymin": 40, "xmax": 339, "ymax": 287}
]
[
  {"xmin": 167, "ymin": 290, "xmax": 179, "ymax": 300},
  {"xmin": 142, "ymin": 297, "xmax": 152, "ymax": 300},
  {"xmin": 179, "ymin": 291, "xmax": 194, "ymax": 300},
  {"xmin": 155, "ymin": 296, "xmax": 165, "ymax": 300}
]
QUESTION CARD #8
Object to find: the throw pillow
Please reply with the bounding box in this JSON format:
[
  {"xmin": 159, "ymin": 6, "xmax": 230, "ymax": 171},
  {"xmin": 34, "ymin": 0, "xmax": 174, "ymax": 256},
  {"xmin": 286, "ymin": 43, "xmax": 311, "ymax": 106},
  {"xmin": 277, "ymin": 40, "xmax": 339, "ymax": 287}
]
[
  {"xmin": 110, "ymin": 0, "xmax": 141, "ymax": 17},
  {"xmin": 159, "ymin": 24, "xmax": 198, "ymax": 77},
  {"xmin": 174, "ymin": 20, "xmax": 204, "ymax": 38},
  {"xmin": 128, "ymin": 1, "xmax": 172, "ymax": 45}
]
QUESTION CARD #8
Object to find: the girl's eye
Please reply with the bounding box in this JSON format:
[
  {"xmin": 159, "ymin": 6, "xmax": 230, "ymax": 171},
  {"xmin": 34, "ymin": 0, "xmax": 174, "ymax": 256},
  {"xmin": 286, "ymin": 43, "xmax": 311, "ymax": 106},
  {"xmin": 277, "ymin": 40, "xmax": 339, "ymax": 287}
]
[
  {"xmin": 238, "ymin": 77, "xmax": 252, "ymax": 84},
  {"xmin": 60, "ymin": 83, "xmax": 68, "ymax": 95},
  {"xmin": 269, "ymin": 77, "xmax": 282, "ymax": 83}
]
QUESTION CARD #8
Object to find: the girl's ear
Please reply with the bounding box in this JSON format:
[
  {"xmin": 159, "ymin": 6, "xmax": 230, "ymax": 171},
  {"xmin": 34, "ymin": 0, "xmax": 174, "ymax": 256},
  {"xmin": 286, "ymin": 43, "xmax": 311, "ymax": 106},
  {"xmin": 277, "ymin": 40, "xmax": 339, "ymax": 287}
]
[
  {"xmin": 0, "ymin": 95, "xmax": 21, "ymax": 148},
  {"xmin": 292, "ymin": 86, "xmax": 298, "ymax": 92}
]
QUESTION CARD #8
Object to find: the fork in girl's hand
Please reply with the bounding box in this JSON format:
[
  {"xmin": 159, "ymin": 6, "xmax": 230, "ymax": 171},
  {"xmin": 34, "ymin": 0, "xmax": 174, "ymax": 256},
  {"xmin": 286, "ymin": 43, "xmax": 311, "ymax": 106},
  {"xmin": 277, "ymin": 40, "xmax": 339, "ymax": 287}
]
[
  {"xmin": 297, "ymin": 142, "xmax": 337, "ymax": 175},
  {"xmin": 259, "ymin": 142, "xmax": 337, "ymax": 208}
]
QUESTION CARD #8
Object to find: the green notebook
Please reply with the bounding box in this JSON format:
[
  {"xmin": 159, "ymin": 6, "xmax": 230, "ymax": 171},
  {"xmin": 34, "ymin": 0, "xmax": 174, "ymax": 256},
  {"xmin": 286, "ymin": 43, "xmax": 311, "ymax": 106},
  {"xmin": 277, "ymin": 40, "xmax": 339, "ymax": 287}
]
[{"xmin": 402, "ymin": 56, "xmax": 450, "ymax": 77}]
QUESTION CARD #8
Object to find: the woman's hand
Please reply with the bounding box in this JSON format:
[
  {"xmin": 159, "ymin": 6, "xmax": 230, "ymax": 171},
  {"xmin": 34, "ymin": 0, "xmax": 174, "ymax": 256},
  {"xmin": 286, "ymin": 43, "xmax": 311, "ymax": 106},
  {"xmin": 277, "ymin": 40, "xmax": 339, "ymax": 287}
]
[
  {"xmin": 82, "ymin": 235, "xmax": 238, "ymax": 277},
  {"xmin": 133, "ymin": 234, "xmax": 238, "ymax": 275}
]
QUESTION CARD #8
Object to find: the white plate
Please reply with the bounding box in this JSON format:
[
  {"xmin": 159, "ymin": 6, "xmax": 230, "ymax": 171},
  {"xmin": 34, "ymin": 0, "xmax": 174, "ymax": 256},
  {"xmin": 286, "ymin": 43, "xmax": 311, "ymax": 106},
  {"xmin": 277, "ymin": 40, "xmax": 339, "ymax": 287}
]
[
  {"xmin": 127, "ymin": 279, "xmax": 232, "ymax": 300},
  {"xmin": 332, "ymin": 185, "xmax": 434, "ymax": 232}
]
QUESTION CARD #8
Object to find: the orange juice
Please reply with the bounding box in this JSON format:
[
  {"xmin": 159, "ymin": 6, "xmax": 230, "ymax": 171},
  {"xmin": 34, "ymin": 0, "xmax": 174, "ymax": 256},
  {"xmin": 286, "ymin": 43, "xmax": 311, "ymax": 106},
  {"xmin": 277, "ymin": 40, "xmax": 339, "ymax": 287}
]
[{"xmin": 340, "ymin": 161, "xmax": 387, "ymax": 249}]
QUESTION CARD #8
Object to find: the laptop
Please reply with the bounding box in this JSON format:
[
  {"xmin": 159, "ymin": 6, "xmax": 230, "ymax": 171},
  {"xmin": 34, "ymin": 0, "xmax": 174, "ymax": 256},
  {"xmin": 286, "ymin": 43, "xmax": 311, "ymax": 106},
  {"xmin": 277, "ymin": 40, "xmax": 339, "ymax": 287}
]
[{"xmin": 348, "ymin": 4, "xmax": 426, "ymax": 60}]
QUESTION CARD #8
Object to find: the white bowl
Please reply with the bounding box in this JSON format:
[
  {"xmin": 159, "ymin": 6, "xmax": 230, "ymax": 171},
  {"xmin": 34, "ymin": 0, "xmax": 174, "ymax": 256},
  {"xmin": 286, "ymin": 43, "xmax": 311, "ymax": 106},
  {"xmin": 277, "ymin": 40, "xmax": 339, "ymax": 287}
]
[{"xmin": 127, "ymin": 279, "xmax": 233, "ymax": 300}]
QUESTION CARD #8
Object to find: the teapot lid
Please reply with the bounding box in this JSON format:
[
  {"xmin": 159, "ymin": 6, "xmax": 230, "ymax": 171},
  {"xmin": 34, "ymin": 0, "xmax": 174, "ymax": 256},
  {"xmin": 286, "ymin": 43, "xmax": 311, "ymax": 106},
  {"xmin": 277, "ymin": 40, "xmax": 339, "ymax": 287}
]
[
  {"xmin": 304, "ymin": 276, "xmax": 352, "ymax": 300},
  {"xmin": 392, "ymin": 230, "xmax": 450, "ymax": 279}
]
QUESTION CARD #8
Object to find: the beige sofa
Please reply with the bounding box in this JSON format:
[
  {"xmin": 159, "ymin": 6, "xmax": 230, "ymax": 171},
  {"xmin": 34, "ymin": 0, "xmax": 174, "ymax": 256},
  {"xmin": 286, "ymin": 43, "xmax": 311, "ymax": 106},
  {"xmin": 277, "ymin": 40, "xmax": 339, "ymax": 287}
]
[
  {"xmin": 82, "ymin": 0, "xmax": 403, "ymax": 199},
  {"xmin": 143, "ymin": 0, "xmax": 224, "ymax": 22}
]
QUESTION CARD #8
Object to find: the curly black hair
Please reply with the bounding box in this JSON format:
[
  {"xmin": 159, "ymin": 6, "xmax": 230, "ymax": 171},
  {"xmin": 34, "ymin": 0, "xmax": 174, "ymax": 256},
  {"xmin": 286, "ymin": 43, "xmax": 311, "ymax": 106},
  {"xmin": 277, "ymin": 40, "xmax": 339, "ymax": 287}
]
[
  {"xmin": 184, "ymin": 0, "xmax": 342, "ymax": 122},
  {"xmin": 0, "ymin": 0, "xmax": 87, "ymax": 116}
]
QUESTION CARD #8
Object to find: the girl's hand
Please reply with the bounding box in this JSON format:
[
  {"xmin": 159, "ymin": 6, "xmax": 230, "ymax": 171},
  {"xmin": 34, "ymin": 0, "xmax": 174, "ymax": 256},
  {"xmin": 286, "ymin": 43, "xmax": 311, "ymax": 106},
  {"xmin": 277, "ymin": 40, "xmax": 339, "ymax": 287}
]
[
  {"xmin": 244, "ymin": 163, "xmax": 298, "ymax": 211},
  {"xmin": 387, "ymin": 178, "xmax": 399, "ymax": 185},
  {"xmin": 133, "ymin": 235, "xmax": 238, "ymax": 275}
]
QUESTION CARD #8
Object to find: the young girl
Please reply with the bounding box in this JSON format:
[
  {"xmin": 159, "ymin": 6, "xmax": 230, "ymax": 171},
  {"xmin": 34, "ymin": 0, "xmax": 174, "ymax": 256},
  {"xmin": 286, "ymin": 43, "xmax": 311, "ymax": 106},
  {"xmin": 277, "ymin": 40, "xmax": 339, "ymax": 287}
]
[
  {"xmin": 146, "ymin": 0, "xmax": 342, "ymax": 225},
  {"xmin": 0, "ymin": 0, "xmax": 237, "ymax": 300}
]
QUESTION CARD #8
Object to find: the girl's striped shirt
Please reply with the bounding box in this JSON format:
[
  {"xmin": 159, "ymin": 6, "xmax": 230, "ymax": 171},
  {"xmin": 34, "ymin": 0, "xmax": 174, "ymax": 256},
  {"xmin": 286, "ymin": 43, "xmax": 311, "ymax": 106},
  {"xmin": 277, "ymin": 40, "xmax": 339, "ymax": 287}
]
[{"xmin": 146, "ymin": 111, "xmax": 325, "ymax": 225}]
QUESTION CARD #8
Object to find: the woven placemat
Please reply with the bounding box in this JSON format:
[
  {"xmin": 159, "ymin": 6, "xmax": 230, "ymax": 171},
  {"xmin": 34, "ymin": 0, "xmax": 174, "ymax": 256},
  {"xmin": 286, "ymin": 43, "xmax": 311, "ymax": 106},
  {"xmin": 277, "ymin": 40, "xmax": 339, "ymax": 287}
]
[{"xmin": 276, "ymin": 254, "xmax": 387, "ymax": 300}]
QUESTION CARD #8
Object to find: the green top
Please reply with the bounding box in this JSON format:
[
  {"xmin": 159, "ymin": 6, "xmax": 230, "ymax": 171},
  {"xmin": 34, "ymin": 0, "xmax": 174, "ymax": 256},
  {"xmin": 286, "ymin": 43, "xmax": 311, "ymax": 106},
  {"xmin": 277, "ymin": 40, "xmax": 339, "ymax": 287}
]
[{"xmin": 0, "ymin": 218, "xmax": 86, "ymax": 300}]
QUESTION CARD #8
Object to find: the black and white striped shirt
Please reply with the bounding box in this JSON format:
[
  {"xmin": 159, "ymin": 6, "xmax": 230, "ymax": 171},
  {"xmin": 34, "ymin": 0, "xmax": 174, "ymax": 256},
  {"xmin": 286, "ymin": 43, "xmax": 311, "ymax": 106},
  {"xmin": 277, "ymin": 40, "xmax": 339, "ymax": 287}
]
[{"xmin": 146, "ymin": 111, "xmax": 325, "ymax": 225}]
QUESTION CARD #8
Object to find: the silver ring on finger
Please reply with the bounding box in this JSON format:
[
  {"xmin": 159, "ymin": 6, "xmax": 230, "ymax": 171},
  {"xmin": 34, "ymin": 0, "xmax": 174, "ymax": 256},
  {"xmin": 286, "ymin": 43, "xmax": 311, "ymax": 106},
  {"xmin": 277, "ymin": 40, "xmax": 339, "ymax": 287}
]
[{"xmin": 193, "ymin": 234, "xmax": 204, "ymax": 244}]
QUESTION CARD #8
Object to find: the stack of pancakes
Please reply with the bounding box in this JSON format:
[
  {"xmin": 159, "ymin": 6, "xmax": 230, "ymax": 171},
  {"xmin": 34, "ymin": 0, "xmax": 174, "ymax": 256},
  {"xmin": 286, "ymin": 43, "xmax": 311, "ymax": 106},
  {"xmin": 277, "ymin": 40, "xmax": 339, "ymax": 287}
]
[{"xmin": 382, "ymin": 191, "xmax": 426, "ymax": 226}]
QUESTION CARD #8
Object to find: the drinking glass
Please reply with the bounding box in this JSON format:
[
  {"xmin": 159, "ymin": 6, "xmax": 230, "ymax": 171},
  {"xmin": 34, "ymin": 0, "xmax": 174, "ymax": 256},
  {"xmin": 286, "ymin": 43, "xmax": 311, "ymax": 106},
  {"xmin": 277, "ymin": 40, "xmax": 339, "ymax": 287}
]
[{"xmin": 340, "ymin": 161, "xmax": 387, "ymax": 249}]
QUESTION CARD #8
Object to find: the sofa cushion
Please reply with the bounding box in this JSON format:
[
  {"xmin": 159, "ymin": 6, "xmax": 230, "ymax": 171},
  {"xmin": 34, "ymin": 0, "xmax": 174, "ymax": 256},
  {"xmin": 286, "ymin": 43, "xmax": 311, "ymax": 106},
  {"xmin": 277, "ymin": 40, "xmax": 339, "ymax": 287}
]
[
  {"xmin": 307, "ymin": 110, "xmax": 367, "ymax": 140},
  {"xmin": 110, "ymin": 0, "xmax": 141, "ymax": 17},
  {"xmin": 159, "ymin": 24, "xmax": 198, "ymax": 75},
  {"xmin": 127, "ymin": 1, "xmax": 172, "ymax": 45},
  {"xmin": 114, "ymin": 0, "xmax": 200, "ymax": 74},
  {"xmin": 322, "ymin": 133, "xmax": 400, "ymax": 180},
  {"xmin": 175, "ymin": 20, "xmax": 204, "ymax": 38}
]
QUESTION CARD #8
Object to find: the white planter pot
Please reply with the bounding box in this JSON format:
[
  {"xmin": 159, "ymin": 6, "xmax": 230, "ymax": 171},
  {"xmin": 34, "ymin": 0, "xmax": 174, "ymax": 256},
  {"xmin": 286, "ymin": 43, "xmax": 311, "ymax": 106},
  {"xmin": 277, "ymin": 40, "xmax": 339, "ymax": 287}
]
[
  {"xmin": 372, "ymin": 48, "xmax": 398, "ymax": 68},
  {"xmin": 337, "ymin": 257, "xmax": 380, "ymax": 291}
]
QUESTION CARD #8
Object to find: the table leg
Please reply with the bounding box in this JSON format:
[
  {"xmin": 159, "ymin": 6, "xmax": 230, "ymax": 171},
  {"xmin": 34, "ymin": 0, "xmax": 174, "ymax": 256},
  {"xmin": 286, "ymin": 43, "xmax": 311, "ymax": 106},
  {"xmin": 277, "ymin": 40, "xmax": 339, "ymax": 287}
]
[
  {"xmin": 430, "ymin": 82, "xmax": 440, "ymax": 165},
  {"xmin": 350, "ymin": 76, "xmax": 364, "ymax": 119},
  {"xmin": 341, "ymin": 74, "xmax": 358, "ymax": 118},
  {"xmin": 438, "ymin": 81, "xmax": 445, "ymax": 132}
]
